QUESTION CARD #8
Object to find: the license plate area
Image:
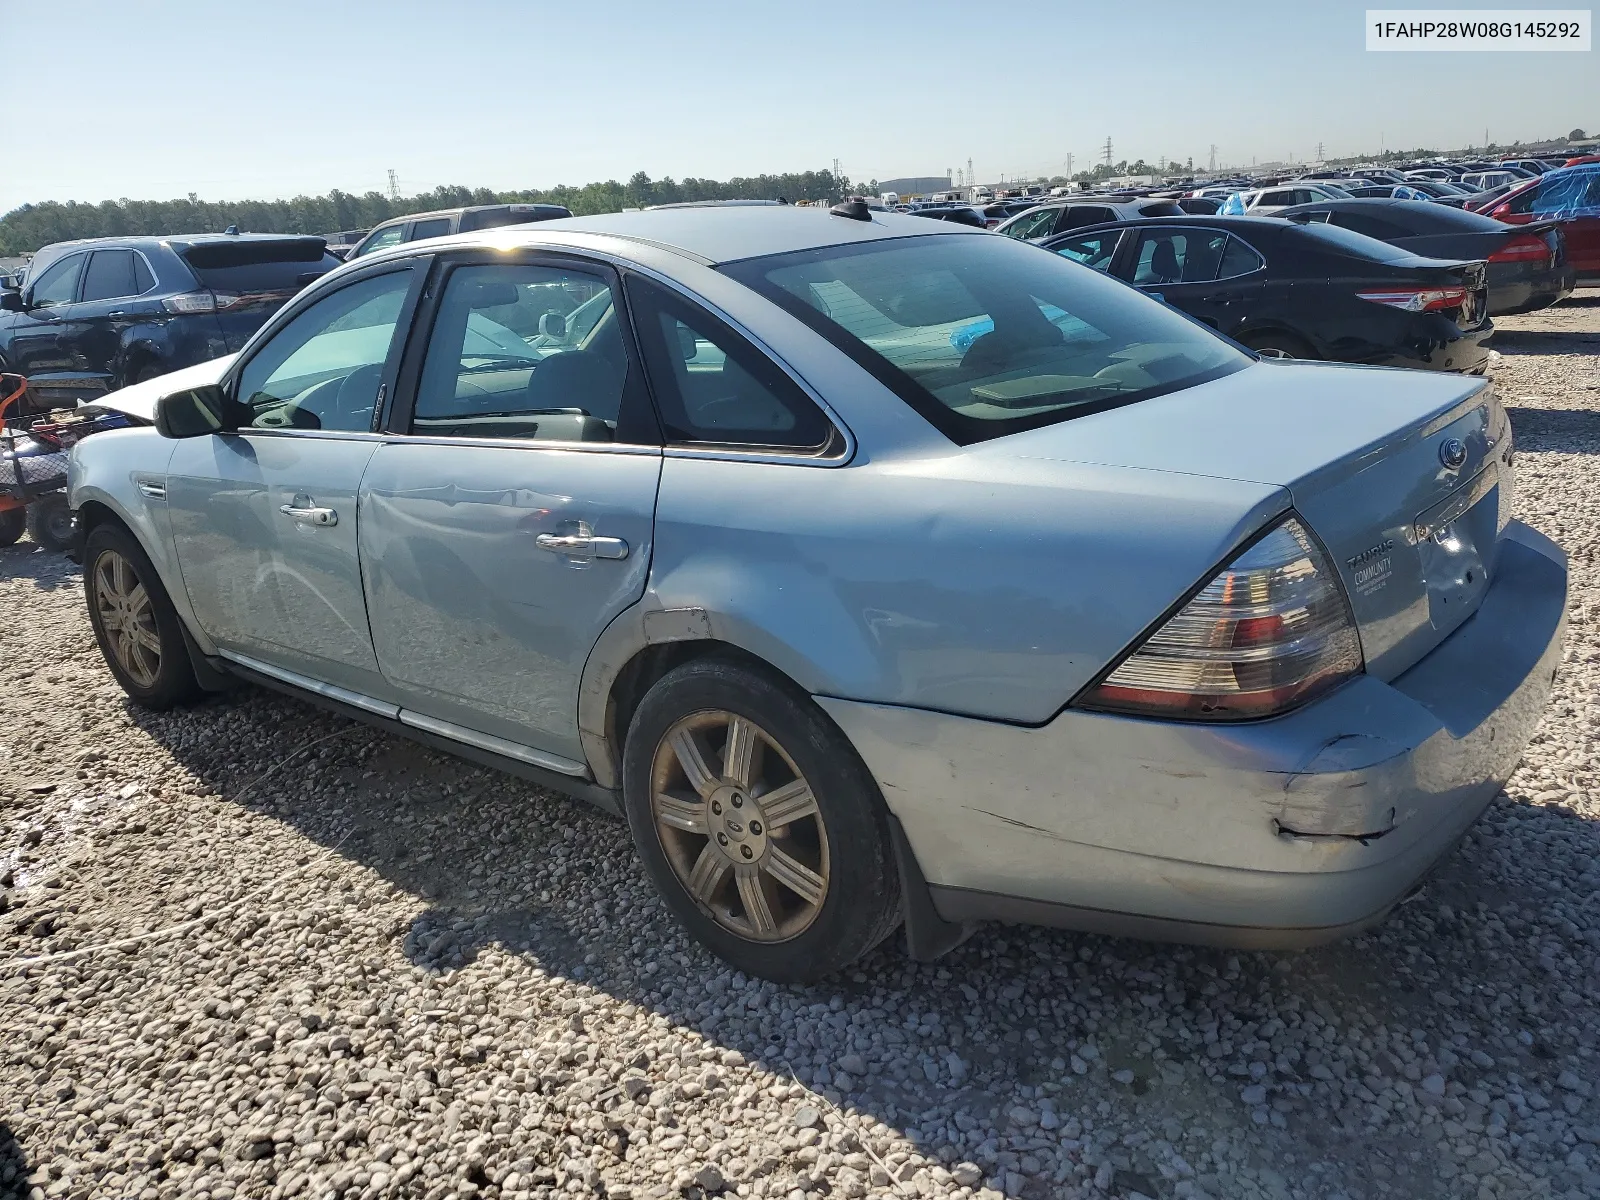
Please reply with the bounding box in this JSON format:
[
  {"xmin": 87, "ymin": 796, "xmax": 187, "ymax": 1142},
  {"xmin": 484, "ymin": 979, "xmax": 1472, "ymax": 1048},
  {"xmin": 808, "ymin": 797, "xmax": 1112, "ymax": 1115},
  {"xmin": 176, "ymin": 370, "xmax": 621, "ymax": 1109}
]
[{"xmin": 1413, "ymin": 465, "xmax": 1498, "ymax": 631}]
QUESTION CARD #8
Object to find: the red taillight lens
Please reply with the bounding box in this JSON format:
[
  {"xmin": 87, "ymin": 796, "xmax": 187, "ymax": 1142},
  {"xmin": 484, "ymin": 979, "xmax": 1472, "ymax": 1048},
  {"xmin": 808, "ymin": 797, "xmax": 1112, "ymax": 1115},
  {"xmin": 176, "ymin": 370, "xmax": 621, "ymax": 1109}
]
[
  {"xmin": 1488, "ymin": 235, "xmax": 1552, "ymax": 265},
  {"xmin": 1355, "ymin": 287, "xmax": 1466, "ymax": 313},
  {"xmin": 1077, "ymin": 516, "xmax": 1364, "ymax": 721}
]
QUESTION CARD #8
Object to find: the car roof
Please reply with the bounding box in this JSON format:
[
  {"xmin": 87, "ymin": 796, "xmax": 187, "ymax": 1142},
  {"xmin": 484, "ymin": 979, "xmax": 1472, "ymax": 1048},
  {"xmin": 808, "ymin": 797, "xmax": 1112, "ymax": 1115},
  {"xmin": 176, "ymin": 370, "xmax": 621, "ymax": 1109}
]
[
  {"xmin": 1276, "ymin": 198, "xmax": 1502, "ymax": 231},
  {"xmin": 483, "ymin": 206, "xmax": 975, "ymax": 265},
  {"xmin": 35, "ymin": 232, "xmax": 323, "ymax": 255},
  {"xmin": 1048, "ymin": 214, "xmax": 1291, "ymax": 236}
]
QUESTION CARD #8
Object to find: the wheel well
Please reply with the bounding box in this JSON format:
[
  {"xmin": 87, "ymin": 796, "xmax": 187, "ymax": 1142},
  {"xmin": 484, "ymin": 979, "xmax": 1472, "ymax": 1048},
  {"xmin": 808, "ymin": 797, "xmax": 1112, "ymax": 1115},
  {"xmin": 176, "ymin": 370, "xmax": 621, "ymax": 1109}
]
[
  {"xmin": 603, "ymin": 639, "xmax": 799, "ymax": 776},
  {"xmin": 74, "ymin": 499, "xmax": 129, "ymax": 540}
]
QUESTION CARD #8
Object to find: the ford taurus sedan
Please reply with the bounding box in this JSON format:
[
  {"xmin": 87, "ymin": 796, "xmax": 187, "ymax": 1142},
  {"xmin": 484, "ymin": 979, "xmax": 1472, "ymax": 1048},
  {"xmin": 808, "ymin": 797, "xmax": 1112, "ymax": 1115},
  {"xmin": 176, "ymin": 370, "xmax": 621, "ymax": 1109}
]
[{"xmin": 68, "ymin": 205, "xmax": 1566, "ymax": 982}]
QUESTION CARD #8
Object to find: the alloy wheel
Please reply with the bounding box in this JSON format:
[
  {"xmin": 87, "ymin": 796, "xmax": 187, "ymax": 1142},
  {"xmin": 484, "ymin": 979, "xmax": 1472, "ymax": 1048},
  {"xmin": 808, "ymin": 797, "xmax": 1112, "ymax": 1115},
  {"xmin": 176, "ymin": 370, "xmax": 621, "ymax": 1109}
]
[
  {"xmin": 649, "ymin": 709, "xmax": 830, "ymax": 942},
  {"xmin": 93, "ymin": 549, "xmax": 161, "ymax": 687}
]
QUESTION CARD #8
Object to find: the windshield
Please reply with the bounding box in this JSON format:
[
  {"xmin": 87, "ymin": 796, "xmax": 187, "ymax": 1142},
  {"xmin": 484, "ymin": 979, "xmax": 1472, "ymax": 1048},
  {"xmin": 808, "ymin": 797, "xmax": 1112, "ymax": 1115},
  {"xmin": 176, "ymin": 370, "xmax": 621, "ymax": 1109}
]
[{"xmin": 722, "ymin": 233, "xmax": 1247, "ymax": 445}]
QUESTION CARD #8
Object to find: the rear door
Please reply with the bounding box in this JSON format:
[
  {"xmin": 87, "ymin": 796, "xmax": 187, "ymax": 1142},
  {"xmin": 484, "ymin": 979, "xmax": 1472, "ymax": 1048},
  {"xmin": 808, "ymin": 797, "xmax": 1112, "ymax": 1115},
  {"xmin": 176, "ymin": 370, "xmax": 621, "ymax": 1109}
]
[
  {"xmin": 166, "ymin": 263, "xmax": 425, "ymax": 699},
  {"xmin": 1119, "ymin": 226, "xmax": 1267, "ymax": 335},
  {"xmin": 358, "ymin": 251, "xmax": 661, "ymax": 768}
]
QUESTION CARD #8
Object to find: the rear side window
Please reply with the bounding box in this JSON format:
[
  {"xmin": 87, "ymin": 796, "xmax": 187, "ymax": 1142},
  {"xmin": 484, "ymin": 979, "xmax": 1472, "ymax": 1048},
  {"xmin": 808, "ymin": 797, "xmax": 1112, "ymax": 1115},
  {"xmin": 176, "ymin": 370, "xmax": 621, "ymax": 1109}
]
[
  {"xmin": 132, "ymin": 254, "xmax": 156, "ymax": 293},
  {"xmin": 1217, "ymin": 237, "xmax": 1265, "ymax": 279},
  {"xmin": 355, "ymin": 224, "xmax": 407, "ymax": 257},
  {"xmin": 183, "ymin": 239, "xmax": 339, "ymax": 293},
  {"xmin": 1129, "ymin": 230, "xmax": 1230, "ymax": 285},
  {"xmin": 1064, "ymin": 206, "xmax": 1115, "ymax": 229},
  {"xmin": 409, "ymin": 217, "xmax": 453, "ymax": 241},
  {"xmin": 724, "ymin": 233, "xmax": 1246, "ymax": 446},
  {"xmin": 629, "ymin": 276, "xmax": 835, "ymax": 453},
  {"xmin": 80, "ymin": 250, "xmax": 137, "ymax": 303}
]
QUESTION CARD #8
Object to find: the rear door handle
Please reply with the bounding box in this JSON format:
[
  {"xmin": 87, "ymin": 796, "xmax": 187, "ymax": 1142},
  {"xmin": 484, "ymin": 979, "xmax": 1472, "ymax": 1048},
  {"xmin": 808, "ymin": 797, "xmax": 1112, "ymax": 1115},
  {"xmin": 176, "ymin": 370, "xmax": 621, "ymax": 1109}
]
[
  {"xmin": 279, "ymin": 495, "xmax": 338, "ymax": 527},
  {"xmin": 535, "ymin": 532, "xmax": 629, "ymax": 560}
]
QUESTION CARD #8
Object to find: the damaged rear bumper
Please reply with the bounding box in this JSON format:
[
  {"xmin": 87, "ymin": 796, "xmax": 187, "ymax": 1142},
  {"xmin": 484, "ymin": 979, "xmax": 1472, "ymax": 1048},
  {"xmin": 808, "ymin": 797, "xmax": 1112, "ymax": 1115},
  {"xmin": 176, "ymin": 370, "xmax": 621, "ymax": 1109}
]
[{"xmin": 818, "ymin": 521, "xmax": 1567, "ymax": 950}]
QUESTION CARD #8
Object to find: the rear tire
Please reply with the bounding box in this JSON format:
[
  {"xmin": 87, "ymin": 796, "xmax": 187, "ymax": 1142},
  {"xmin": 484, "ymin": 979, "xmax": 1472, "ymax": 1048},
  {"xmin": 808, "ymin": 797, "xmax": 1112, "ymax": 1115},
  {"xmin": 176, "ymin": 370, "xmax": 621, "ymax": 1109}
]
[
  {"xmin": 0, "ymin": 506, "xmax": 24, "ymax": 547},
  {"xmin": 1243, "ymin": 331, "xmax": 1318, "ymax": 360},
  {"xmin": 26, "ymin": 494, "xmax": 73, "ymax": 552},
  {"xmin": 621, "ymin": 655, "xmax": 902, "ymax": 983},
  {"xmin": 83, "ymin": 523, "xmax": 203, "ymax": 710},
  {"xmin": 124, "ymin": 360, "xmax": 166, "ymax": 387}
]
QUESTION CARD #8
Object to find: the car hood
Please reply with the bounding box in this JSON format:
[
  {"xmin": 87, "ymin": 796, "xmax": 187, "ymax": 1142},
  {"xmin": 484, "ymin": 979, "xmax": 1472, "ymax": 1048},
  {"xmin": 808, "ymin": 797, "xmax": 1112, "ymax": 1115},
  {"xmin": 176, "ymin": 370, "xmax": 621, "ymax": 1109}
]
[
  {"xmin": 92, "ymin": 354, "xmax": 238, "ymax": 422},
  {"xmin": 975, "ymin": 358, "xmax": 1505, "ymax": 680}
]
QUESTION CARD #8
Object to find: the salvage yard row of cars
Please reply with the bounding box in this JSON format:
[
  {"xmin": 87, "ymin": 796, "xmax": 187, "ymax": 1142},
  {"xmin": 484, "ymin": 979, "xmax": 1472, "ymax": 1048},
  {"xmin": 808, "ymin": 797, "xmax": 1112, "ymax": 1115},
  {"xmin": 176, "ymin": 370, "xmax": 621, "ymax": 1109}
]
[{"xmin": 8, "ymin": 196, "xmax": 1559, "ymax": 982}]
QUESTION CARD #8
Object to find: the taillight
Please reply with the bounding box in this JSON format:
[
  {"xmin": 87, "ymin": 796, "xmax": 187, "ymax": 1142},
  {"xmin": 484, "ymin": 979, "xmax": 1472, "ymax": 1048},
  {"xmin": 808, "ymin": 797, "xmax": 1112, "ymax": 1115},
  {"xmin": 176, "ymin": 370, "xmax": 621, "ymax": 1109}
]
[
  {"xmin": 210, "ymin": 290, "xmax": 247, "ymax": 311},
  {"xmin": 1077, "ymin": 516, "xmax": 1363, "ymax": 721},
  {"xmin": 1355, "ymin": 287, "xmax": 1466, "ymax": 313},
  {"xmin": 1487, "ymin": 235, "xmax": 1551, "ymax": 265},
  {"xmin": 1490, "ymin": 204, "xmax": 1512, "ymax": 219},
  {"xmin": 162, "ymin": 290, "xmax": 217, "ymax": 314}
]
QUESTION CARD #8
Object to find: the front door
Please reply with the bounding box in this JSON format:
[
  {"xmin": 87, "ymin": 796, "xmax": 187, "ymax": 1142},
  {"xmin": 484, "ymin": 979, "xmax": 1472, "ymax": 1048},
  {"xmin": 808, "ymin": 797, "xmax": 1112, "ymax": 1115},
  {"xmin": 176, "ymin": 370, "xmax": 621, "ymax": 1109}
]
[
  {"xmin": 8, "ymin": 252, "xmax": 86, "ymax": 405},
  {"xmin": 166, "ymin": 265, "xmax": 423, "ymax": 698},
  {"xmin": 359, "ymin": 254, "xmax": 661, "ymax": 764}
]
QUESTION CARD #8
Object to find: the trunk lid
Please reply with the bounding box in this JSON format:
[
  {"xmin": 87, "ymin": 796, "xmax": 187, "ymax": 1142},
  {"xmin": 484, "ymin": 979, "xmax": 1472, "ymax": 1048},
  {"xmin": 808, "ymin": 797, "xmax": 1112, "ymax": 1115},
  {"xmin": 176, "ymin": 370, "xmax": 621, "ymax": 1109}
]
[{"xmin": 982, "ymin": 358, "xmax": 1512, "ymax": 679}]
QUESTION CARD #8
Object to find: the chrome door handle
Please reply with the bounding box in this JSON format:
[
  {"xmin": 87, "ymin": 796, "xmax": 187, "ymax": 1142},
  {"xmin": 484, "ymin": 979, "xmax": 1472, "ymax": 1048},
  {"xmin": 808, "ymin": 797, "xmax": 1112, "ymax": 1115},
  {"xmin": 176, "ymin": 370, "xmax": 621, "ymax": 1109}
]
[
  {"xmin": 535, "ymin": 532, "xmax": 629, "ymax": 560},
  {"xmin": 279, "ymin": 502, "xmax": 338, "ymax": 527}
]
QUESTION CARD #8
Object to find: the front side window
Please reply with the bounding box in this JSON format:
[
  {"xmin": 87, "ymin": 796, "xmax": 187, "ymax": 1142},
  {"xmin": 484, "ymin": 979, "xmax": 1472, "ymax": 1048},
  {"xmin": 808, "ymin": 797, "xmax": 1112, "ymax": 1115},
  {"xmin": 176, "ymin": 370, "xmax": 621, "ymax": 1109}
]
[
  {"xmin": 29, "ymin": 255, "xmax": 84, "ymax": 307},
  {"xmin": 629, "ymin": 277, "xmax": 835, "ymax": 452},
  {"xmin": 724, "ymin": 232, "xmax": 1247, "ymax": 446},
  {"xmin": 1002, "ymin": 208, "xmax": 1059, "ymax": 240},
  {"xmin": 411, "ymin": 262, "xmax": 631, "ymax": 442},
  {"xmin": 80, "ymin": 250, "xmax": 137, "ymax": 303},
  {"xmin": 1053, "ymin": 232, "xmax": 1120, "ymax": 272},
  {"xmin": 235, "ymin": 270, "xmax": 413, "ymax": 432},
  {"xmin": 1130, "ymin": 230, "xmax": 1229, "ymax": 286},
  {"xmin": 353, "ymin": 223, "xmax": 406, "ymax": 258}
]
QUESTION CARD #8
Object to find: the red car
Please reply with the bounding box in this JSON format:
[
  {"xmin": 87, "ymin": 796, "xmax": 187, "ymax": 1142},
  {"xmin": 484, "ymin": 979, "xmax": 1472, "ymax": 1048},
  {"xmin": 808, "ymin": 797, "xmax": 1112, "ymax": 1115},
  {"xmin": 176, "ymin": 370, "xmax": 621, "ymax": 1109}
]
[{"xmin": 1485, "ymin": 167, "xmax": 1600, "ymax": 285}]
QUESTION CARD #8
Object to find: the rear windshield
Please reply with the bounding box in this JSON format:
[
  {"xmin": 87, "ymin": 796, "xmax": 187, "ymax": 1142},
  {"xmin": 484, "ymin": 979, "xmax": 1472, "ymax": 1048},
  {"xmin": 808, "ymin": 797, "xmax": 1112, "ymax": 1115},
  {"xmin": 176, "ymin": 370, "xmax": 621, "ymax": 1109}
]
[
  {"xmin": 721, "ymin": 233, "xmax": 1247, "ymax": 445},
  {"xmin": 182, "ymin": 238, "xmax": 339, "ymax": 292},
  {"xmin": 1290, "ymin": 222, "xmax": 1416, "ymax": 262}
]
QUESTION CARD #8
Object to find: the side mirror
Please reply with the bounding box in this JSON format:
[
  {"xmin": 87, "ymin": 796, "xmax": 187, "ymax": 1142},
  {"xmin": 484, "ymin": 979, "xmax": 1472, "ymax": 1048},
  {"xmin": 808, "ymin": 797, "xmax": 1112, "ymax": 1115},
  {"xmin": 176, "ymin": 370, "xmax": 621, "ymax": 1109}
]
[
  {"xmin": 154, "ymin": 385, "xmax": 245, "ymax": 438},
  {"xmin": 0, "ymin": 291, "xmax": 24, "ymax": 313},
  {"xmin": 538, "ymin": 311, "xmax": 567, "ymax": 339}
]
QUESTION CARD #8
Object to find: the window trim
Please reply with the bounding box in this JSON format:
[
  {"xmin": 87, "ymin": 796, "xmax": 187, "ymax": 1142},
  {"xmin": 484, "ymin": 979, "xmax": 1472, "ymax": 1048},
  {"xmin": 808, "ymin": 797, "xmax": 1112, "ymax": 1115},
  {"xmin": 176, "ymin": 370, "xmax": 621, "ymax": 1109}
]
[
  {"xmin": 383, "ymin": 248, "xmax": 663, "ymax": 449},
  {"xmin": 218, "ymin": 259, "xmax": 429, "ymax": 437}
]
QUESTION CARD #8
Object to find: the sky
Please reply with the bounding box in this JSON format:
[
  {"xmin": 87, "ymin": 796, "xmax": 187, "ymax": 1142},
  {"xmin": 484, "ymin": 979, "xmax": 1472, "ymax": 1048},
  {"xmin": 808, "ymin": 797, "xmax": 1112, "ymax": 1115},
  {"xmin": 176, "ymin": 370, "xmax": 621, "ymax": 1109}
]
[{"xmin": 3, "ymin": 0, "xmax": 1597, "ymax": 214}]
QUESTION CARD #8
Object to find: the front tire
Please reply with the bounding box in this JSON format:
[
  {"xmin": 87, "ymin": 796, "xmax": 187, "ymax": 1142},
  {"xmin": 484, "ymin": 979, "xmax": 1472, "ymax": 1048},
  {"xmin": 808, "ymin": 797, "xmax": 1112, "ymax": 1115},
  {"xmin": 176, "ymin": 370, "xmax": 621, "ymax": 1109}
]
[
  {"xmin": 0, "ymin": 506, "xmax": 24, "ymax": 547},
  {"xmin": 621, "ymin": 656, "xmax": 902, "ymax": 982},
  {"xmin": 83, "ymin": 523, "xmax": 202, "ymax": 710},
  {"xmin": 26, "ymin": 494, "xmax": 73, "ymax": 552}
]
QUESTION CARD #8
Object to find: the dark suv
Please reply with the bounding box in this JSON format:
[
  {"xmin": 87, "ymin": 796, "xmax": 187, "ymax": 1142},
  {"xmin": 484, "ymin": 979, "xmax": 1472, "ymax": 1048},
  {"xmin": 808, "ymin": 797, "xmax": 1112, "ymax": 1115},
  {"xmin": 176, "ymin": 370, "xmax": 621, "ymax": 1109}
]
[
  {"xmin": 345, "ymin": 203, "xmax": 573, "ymax": 260},
  {"xmin": 0, "ymin": 233, "xmax": 341, "ymax": 406}
]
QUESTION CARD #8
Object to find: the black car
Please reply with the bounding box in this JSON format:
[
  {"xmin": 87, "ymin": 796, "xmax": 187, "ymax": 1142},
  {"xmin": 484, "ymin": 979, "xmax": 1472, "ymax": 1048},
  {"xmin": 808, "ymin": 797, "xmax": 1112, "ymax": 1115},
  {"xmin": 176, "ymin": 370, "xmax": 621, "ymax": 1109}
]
[
  {"xmin": 0, "ymin": 234, "xmax": 342, "ymax": 406},
  {"xmin": 1041, "ymin": 215, "xmax": 1493, "ymax": 373},
  {"xmin": 1176, "ymin": 196, "xmax": 1223, "ymax": 215},
  {"xmin": 1277, "ymin": 198, "xmax": 1574, "ymax": 316},
  {"xmin": 995, "ymin": 197, "xmax": 1186, "ymax": 240},
  {"xmin": 346, "ymin": 203, "xmax": 572, "ymax": 259},
  {"xmin": 908, "ymin": 205, "xmax": 988, "ymax": 228}
]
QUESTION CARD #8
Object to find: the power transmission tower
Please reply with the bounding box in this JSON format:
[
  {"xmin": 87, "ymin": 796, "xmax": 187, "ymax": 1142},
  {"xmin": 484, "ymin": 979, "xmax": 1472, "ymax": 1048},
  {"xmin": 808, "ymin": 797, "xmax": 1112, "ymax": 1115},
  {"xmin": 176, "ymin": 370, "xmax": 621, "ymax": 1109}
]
[
  {"xmin": 1102, "ymin": 137, "xmax": 1113, "ymax": 168},
  {"xmin": 967, "ymin": 157, "xmax": 974, "ymax": 187},
  {"xmin": 1065, "ymin": 153, "xmax": 1073, "ymax": 178},
  {"xmin": 387, "ymin": 169, "xmax": 400, "ymax": 201},
  {"xmin": 1208, "ymin": 144, "xmax": 1217, "ymax": 173},
  {"xmin": 1315, "ymin": 140, "xmax": 1324, "ymax": 162}
]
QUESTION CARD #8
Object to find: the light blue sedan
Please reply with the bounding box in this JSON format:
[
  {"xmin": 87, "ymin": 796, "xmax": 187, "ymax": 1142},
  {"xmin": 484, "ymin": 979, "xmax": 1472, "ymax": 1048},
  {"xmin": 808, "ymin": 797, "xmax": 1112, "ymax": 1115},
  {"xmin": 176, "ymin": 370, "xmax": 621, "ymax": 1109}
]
[{"xmin": 68, "ymin": 204, "xmax": 1566, "ymax": 982}]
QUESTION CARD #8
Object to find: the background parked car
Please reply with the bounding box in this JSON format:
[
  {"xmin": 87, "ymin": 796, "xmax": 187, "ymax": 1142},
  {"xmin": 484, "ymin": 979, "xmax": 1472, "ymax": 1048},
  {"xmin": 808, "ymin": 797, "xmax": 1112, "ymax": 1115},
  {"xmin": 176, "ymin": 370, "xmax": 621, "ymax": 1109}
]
[
  {"xmin": 345, "ymin": 203, "xmax": 573, "ymax": 259},
  {"xmin": 1176, "ymin": 196, "xmax": 1224, "ymax": 215},
  {"xmin": 1483, "ymin": 166, "xmax": 1600, "ymax": 283},
  {"xmin": 996, "ymin": 197, "xmax": 1185, "ymax": 240},
  {"xmin": 0, "ymin": 233, "xmax": 341, "ymax": 407},
  {"xmin": 908, "ymin": 205, "xmax": 988, "ymax": 228},
  {"xmin": 978, "ymin": 200, "xmax": 1040, "ymax": 229},
  {"xmin": 1042, "ymin": 215, "xmax": 1492, "ymax": 371},
  {"xmin": 1277, "ymin": 198, "xmax": 1574, "ymax": 315}
]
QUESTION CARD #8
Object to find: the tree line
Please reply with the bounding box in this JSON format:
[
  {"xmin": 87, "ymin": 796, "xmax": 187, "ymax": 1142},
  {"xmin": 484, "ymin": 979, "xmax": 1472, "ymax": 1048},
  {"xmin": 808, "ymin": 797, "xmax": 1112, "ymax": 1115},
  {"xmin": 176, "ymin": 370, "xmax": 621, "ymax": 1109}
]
[{"xmin": 0, "ymin": 169, "xmax": 851, "ymax": 256}]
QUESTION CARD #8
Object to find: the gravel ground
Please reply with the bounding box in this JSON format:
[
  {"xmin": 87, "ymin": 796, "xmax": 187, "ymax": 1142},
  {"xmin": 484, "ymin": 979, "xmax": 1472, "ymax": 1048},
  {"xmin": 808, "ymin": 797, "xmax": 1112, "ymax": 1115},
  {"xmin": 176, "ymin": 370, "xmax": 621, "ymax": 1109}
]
[{"xmin": 3, "ymin": 295, "xmax": 1599, "ymax": 1200}]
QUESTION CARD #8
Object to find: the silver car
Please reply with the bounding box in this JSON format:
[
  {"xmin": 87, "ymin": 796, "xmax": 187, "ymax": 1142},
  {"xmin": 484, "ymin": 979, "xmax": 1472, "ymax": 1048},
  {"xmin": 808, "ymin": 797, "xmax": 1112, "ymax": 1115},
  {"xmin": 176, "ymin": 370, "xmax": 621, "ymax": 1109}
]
[{"xmin": 69, "ymin": 206, "xmax": 1566, "ymax": 982}]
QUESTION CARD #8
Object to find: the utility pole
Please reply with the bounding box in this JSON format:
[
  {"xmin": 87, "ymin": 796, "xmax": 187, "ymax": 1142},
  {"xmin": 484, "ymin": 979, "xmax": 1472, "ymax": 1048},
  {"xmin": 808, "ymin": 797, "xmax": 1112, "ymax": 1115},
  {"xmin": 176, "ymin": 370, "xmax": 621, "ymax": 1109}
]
[{"xmin": 387, "ymin": 169, "xmax": 400, "ymax": 201}]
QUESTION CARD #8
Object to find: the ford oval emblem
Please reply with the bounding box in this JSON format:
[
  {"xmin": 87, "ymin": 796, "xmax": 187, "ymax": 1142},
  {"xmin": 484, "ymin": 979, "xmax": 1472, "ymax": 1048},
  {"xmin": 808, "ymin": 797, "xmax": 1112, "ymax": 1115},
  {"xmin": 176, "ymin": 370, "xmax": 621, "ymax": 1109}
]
[{"xmin": 1439, "ymin": 438, "xmax": 1468, "ymax": 470}]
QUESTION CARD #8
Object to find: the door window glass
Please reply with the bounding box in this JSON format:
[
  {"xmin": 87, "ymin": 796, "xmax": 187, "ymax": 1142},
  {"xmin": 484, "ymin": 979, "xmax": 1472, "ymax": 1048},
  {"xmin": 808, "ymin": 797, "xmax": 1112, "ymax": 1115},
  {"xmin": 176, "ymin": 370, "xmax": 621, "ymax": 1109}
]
[
  {"xmin": 1217, "ymin": 237, "xmax": 1266, "ymax": 279},
  {"xmin": 1131, "ymin": 230, "xmax": 1228, "ymax": 285},
  {"xmin": 412, "ymin": 262, "xmax": 630, "ymax": 442},
  {"xmin": 132, "ymin": 253, "xmax": 156, "ymax": 293},
  {"xmin": 630, "ymin": 278, "xmax": 835, "ymax": 452},
  {"xmin": 354, "ymin": 224, "xmax": 406, "ymax": 257},
  {"xmin": 235, "ymin": 269, "xmax": 412, "ymax": 432},
  {"xmin": 28, "ymin": 256, "xmax": 84, "ymax": 307},
  {"xmin": 1002, "ymin": 208, "xmax": 1059, "ymax": 240},
  {"xmin": 408, "ymin": 217, "xmax": 452, "ymax": 241},
  {"xmin": 1053, "ymin": 232, "xmax": 1119, "ymax": 272},
  {"xmin": 80, "ymin": 251, "xmax": 137, "ymax": 303}
]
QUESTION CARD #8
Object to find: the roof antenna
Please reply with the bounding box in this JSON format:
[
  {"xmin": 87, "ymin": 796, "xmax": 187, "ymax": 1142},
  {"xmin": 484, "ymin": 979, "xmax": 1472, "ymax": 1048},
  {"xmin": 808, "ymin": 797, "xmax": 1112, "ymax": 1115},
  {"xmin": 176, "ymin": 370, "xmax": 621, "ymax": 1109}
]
[{"xmin": 830, "ymin": 196, "xmax": 873, "ymax": 222}]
